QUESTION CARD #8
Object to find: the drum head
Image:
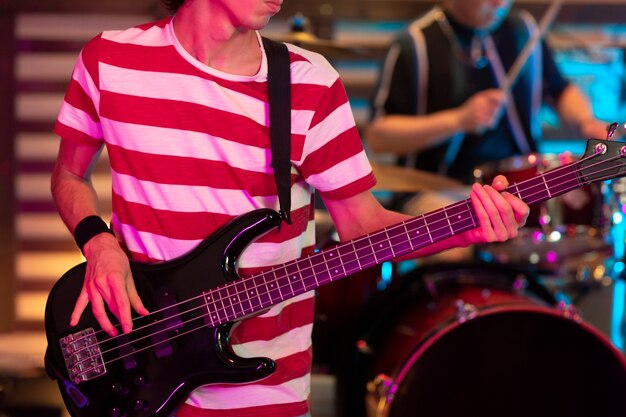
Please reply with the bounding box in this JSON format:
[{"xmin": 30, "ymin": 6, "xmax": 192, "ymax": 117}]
[{"xmin": 389, "ymin": 308, "xmax": 626, "ymax": 417}]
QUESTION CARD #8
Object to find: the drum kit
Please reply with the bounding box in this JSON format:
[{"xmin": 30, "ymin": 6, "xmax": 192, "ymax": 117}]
[{"xmin": 314, "ymin": 152, "xmax": 626, "ymax": 417}]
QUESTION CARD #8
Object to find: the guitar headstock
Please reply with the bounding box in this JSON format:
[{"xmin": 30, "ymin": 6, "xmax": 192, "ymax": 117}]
[{"xmin": 579, "ymin": 138, "xmax": 626, "ymax": 184}]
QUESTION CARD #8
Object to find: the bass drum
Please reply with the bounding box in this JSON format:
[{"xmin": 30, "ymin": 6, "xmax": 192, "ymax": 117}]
[{"xmin": 352, "ymin": 263, "xmax": 626, "ymax": 417}]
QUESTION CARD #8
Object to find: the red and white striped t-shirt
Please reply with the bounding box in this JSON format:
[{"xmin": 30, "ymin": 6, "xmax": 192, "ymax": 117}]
[{"xmin": 54, "ymin": 16, "xmax": 375, "ymax": 417}]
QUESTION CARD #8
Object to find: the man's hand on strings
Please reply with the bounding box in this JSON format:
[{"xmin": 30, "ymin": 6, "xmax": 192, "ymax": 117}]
[
  {"xmin": 460, "ymin": 174, "xmax": 529, "ymax": 246},
  {"xmin": 70, "ymin": 233, "xmax": 149, "ymax": 337}
]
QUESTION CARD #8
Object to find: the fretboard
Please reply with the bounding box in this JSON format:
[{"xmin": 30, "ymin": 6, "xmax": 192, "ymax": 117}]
[{"xmin": 202, "ymin": 162, "xmax": 585, "ymax": 326}]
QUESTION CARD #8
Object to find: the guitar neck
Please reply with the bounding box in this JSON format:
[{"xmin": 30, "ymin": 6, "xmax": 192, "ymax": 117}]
[{"xmin": 203, "ymin": 161, "xmax": 585, "ymax": 325}]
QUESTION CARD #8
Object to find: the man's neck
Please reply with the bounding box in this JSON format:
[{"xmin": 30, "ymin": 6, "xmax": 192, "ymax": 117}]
[{"xmin": 174, "ymin": 4, "xmax": 261, "ymax": 75}]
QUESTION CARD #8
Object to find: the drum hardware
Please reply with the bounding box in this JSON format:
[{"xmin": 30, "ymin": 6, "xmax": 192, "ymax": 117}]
[
  {"xmin": 512, "ymin": 274, "xmax": 529, "ymax": 293},
  {"xmin": 366, "ymin": 374, "xmax": 396, "ymax": 408},
  {"xmin": 556, "ymin": 300, "xmax": 583, "ymax": 323},
  {"xmin": 365, "ymin": 373, "xmax": 400, "ymax": 417},
  {"xmin": 454, "ymin": 299, "xmax": 478, "ymax": 323}
]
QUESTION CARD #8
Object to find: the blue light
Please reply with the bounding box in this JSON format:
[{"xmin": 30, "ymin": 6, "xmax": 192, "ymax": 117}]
[
  {"xmin": 612, "ymin": 216, "xmax": 626, "ymax": 259},
  {"xmin": 379, "ymin": 261, "xmax": 393, "ymax": 290},
  {"xmin": 611, "ymin": 279, "xmax": 625, "ymax": 351}
]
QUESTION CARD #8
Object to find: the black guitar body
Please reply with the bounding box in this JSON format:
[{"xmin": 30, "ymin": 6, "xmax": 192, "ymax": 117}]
[{"xmin": 44, "ymin": 209, "xmax": 282, "ymax": 417}]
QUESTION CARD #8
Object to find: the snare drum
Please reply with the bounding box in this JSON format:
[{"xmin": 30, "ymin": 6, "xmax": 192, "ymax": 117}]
[{"xmin": 349, "ymin": 263, "xmax": 626, "ymax": 417}]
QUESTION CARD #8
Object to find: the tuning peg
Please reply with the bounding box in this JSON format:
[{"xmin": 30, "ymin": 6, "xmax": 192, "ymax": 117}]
[{"xmin": 606, "ymin": 122, "xmax": 619, "ymax": 140}]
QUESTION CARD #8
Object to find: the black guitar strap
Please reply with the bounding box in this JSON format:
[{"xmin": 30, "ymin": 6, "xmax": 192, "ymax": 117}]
[{"xmin": 262, "ymin": 37, "xmax": 292, "ymax": 225}]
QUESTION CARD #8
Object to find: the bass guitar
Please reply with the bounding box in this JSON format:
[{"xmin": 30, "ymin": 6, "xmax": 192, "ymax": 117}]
[{"xmin": 45, "ymin": 138, "xmax": 626, "ymax": 417}]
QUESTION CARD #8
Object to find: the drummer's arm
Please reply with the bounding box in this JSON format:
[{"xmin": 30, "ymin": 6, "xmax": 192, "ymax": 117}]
[
  {"xmin": 556, "ymin": 84, "xmax": 608, "ymax": 140},
  {"xmin": 322, "ymin": 175, "xmax": 528, "ymax": 260},
  {"xmin": 366, "ymin": 89, "xmax": 506, "ymax": 155},
  {"xmin": 365, "ymin": 110, "xmax": 463, "ymax": 155}
]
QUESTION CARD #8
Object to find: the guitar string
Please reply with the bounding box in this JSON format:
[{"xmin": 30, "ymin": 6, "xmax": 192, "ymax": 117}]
[
  {"xmin": 67, "ymin": 151, "xmax": 624, "ymax": 371},
  {"xmin": 67, "ymin": 151, "xmax": 624, "ymax": 368},
  {"xmin": 66, "ymin": 153, "xmax": 626, "ymax": 374},
  {"xmin": 77, "ymin": 158, "xmax": 626, "ymax": 375}
]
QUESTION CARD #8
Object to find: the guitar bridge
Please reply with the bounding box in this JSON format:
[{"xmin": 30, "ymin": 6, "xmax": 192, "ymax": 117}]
[{"xmin": 60, "ymin": 328, "xmax": 106, "ymax": 384}]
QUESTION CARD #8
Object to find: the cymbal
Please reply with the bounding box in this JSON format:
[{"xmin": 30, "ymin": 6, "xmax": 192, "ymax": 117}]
[
  {"xmin": 266, "ymin": 31, "xmax": 370, "ymax": 59},
  {"xmin": 371, "ymin": 162, "xmax": 463, "ymax": 193}
]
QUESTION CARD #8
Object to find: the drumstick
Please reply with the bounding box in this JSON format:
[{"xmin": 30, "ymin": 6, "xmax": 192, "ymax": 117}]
[
  {"xmin": 439, "ymin": 0, "xmax": 564, "ymax": 175},
  {"xmin": 501, "ymin": 0, "xmax": 564, "ymax": 92}
]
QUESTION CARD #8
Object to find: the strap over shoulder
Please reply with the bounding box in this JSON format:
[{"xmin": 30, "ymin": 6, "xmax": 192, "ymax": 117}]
[{"xmin": 262, "ymin": 37, "xmax": 293, "ymax": 225}]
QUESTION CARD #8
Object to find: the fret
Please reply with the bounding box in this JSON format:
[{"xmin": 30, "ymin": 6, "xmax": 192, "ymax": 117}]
[
  {"xmin": 541, "ymin": 173, "xmax": 552, "ymax": 199},
  {"xmin": 407, "ymin": 217, "xmax": 434, "ymax": 250},
  {"xmin": 226, "ymin": 284, "xmax": 245, "ymax": 319},
  {"xmin": 234, "ymin": 281, "xmax": 253, "ymax": 315},
  {"xmin": 204, "ymin": 289, "xmax": 225, "ymax": 325},
  {"xmin": 338, "ymin": 243, "xmax": 360, "ymax": 276},
  {"xmin": 424, "ymin": 210, "xmax": 449, "ymax": 241},
  {"xmin": 369, "ymin": 230, "xmax": 395, "ymax": 262},
  {"xmin": 252, "ymin": 274, "xmax": 272, "ymax": 308},
  {"xmin": 243, "ymin": 277, "xmax": 262, "ymax": 311},
  {"xmin": 353, "ymin": 237, "xmax": 376, "ymax": 269},
  {"xmin": 447, "ymin": 202, "xmax": 475, "ymax": 233},
  {"xmin": 546, "ymin": 167, "xmax": 577, "ymax": 196},
  {"xmin": 467, "ymin": 201, "xmax": 477, "ymax": 228},
  {"xmin": 312, "ymin": 254, "xmax": 332, "ymax": 285},
  {"xmin": 321, "ymin": 248, "xmax": 345, "ymax": 282},
  {"xmin": 202, "ymin": 290, "xmax": 217, "ymax": 327},
  {"xmin": 518, "ymin": 177, "xmax": 543, "ymax": 203},
  {"xmin": 443, "ymin": 206, "xmax": 453, "ymax": 235},
  {"xmin": 272, "ymin": 265, "xmax": 291, "ymax": 299},
  {"xmin": 218, "ymin": 286, "xmax": 237, "ymax": 321},
  {"xmin": 285, "ymin": 262, "xmax": 306, "ymax": 295},
  {"xmin": 513, "ymin": 182, "xmax": 521, "ymax": 199},
  {"xmin": 398, "ymin": 223, "xmax": 413, "ymax": 252},
  {"xmin": 423, "ymin": 215, "xmax": 433, "ymax": 243},
  {"xmin": 299, "ymin": 257, "xmax": 319, "ymax": 292},
  {"xmin": 267, "ymin": 270, "xmax": 283, "ymax": 303},
  {"xmin": 346, "ymin": 242, "xmax": 363, "ymax": 272}
]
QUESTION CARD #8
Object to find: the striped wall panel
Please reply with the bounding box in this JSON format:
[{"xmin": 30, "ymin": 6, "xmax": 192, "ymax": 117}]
[{"xmin": 14, "ymin": 13, "xmax": 150, "ymax": 331}]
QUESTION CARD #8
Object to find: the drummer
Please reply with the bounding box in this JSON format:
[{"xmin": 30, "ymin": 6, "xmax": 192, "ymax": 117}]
[{"xmin": 365, "ymin": 0, "xmax": 609, "ymax": 225}]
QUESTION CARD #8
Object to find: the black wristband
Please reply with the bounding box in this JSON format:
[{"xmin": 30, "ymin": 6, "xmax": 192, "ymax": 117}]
[{"xmin": 73, "ymin": 216, "xmax": 115, "ymax": 253}]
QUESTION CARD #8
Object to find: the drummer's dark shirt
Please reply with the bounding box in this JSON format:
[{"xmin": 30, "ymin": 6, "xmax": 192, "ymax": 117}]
[{"xmin": 372, "ymin": 8, "xmax": 570, "ymax": 184}]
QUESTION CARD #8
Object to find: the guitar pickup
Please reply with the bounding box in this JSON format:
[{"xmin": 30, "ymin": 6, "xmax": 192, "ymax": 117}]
[{"xmin": 150, "ymin": 292, "xmax": 183, "ymax": 359}]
